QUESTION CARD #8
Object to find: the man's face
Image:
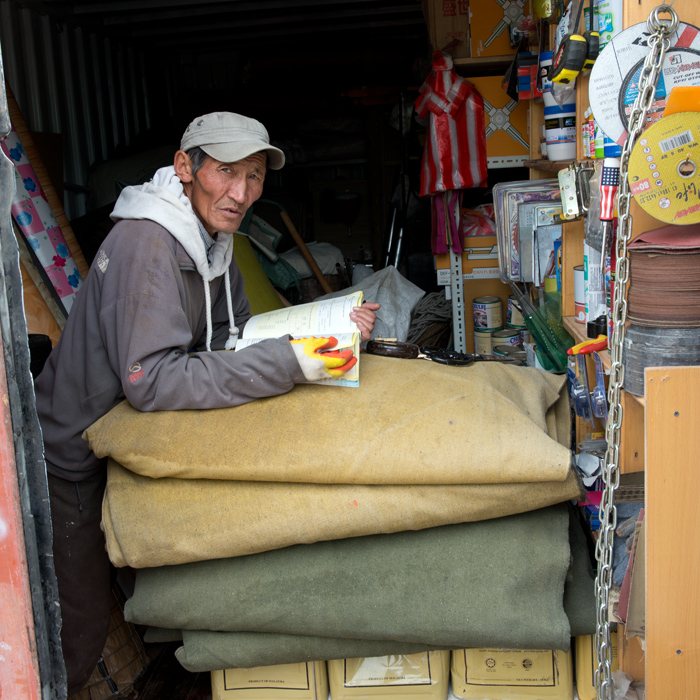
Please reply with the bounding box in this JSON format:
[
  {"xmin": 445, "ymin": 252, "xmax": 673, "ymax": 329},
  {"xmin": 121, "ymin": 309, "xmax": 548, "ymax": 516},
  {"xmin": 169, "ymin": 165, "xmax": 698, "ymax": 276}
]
[{"xmin": 183, "ymin": 152, "xmax": 267, "ymax": 235}]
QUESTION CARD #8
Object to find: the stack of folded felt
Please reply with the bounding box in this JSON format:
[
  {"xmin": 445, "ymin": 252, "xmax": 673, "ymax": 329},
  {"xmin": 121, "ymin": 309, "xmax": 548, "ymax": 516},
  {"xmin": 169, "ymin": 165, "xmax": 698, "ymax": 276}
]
[
  {"xmin": 627, "ymin": 223, "xmax": 700, "ymax": 327},
  {"xmin": 85, "ymin": 354, "xmax": 594, "ymax": 671}
]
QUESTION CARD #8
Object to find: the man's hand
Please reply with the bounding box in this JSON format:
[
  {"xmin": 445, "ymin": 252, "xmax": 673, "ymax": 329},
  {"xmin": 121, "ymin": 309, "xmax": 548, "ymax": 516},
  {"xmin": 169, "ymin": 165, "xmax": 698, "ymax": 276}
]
[
  {"xmin": 349, "ymin": 302, "xmax": 381, "ymax": 341},
  {"xmin": 290, "ymin": 336, "xmax": 357, "ymax": 382}
]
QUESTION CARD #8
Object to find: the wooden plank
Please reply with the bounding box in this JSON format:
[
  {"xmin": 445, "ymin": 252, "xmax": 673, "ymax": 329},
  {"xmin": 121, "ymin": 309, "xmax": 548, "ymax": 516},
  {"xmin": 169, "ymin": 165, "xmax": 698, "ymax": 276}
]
[
  {"xmin": 620, "ymin": 390, "xmax": 645, "ymax": 473},
  {"xmin": 645, "ymin": 366, "xmax": 700, "ymax": 699},
  {"xmin": 561, "ymin": 217, "xmax": 585, "ymax": 318},
  {"xmin": 625, "ymin": 0, "xmax": 700, "ymax": 30},
  {"xmin": 618, "ymin": 624, "xmax": 646, "ymax": 681}
]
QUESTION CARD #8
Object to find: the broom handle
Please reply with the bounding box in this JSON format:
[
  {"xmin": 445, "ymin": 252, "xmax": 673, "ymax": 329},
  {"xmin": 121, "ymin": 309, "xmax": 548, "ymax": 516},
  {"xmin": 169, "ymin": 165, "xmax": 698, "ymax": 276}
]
[{"xmin": 278, "ymin": 210, "xmax": 333, "ymax": 295}]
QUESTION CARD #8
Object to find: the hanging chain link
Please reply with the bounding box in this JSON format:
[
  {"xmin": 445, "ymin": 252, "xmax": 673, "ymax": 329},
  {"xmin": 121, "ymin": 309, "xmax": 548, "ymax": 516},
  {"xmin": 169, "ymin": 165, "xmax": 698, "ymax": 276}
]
[{"xmin": 593, "ymin": 6, "xmax": 679, "ymax": 699}]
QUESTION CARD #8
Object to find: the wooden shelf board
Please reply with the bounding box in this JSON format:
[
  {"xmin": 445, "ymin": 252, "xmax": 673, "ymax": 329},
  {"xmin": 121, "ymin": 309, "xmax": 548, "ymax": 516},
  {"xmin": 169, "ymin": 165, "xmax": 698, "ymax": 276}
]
[{"xmin": 524, "ymin": 159, "xmax": 572, "ymax": 172}]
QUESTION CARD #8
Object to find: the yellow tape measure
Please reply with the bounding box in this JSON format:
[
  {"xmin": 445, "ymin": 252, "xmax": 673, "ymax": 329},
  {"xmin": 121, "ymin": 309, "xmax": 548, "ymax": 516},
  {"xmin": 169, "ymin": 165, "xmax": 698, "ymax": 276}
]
[
  {"xmin": 628, "ymin": 112, "xmax": 700, "ymax": 225},
  {"xmin": 550, "ymin": 0, "xmax": 597, "ymax": 84}
]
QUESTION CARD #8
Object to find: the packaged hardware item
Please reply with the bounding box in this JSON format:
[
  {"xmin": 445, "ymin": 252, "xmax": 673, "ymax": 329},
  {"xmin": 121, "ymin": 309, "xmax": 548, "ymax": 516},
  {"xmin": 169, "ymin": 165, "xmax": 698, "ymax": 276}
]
[
  {"xmin": 212, "ymin": 661, "xmax": 328, "ymax": 700},
  {"xmin": 328, "ymin": 651, "xmax": 450, "ymax": 700}
]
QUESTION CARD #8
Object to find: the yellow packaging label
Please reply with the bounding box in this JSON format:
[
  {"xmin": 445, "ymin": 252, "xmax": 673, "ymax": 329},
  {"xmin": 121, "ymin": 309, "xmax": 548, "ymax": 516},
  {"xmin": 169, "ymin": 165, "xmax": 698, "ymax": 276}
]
[
  {"xmin": 328, "ymin": 651, "xmax": 450, "ymax": 700},
  {"xmin": 574, "ymin": 634, "xmax": 618, "ymax": 700},
  {"xmin": 212, "ymin": 661, "xmax": 328, "ymax": 700},
  {"xmin": 451, "ymin": 649, "xmax": 573, "ymax": 700}
]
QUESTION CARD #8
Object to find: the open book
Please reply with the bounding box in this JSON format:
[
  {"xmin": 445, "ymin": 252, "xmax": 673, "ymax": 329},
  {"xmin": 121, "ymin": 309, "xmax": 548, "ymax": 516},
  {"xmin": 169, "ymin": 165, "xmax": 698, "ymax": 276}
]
[{"xmin": 235, "ymin": 291, "xmax": 364, "ymax": 387}]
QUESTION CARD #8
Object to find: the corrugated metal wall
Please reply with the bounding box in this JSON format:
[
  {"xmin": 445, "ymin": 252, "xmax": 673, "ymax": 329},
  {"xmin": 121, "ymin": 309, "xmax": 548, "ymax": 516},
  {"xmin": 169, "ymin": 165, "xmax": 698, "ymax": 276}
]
[{"xmin": 0, "ymin": 0, "xmax": 167, "ymax": 219}]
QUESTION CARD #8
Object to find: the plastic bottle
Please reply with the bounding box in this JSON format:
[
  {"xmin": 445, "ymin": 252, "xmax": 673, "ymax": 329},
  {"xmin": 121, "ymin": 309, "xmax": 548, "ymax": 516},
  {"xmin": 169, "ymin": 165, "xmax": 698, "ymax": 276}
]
[{"xmin": 596, "ymin": 0, "xmax": 622, "ymax": 51}]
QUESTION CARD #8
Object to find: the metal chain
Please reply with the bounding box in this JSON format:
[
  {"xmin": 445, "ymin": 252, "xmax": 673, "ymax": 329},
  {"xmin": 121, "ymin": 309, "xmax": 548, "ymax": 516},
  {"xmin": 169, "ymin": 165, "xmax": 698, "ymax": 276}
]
[{"xmin": 593, "ymin": 6, "xmax": 679, "ymax": 699}]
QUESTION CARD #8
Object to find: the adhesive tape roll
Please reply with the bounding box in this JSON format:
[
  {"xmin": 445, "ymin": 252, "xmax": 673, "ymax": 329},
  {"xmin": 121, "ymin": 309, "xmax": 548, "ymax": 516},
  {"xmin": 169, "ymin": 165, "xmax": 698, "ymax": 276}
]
[{"xmin": 628, "ymin": 112, "xmax": 700, "ymax": 225}]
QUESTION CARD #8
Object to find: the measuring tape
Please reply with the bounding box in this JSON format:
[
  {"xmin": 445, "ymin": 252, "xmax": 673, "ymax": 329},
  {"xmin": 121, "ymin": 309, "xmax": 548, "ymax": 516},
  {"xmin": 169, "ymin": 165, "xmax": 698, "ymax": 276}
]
[{"xmin": 550, "ymin": 0, "xmax": 598, "ymax": 84}]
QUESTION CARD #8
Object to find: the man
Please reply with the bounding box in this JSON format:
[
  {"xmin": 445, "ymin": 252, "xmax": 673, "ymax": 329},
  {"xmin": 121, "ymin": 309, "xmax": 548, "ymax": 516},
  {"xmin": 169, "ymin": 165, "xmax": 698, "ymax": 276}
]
[{"xmin": 34, "ymin": 111, "xmax": 379, "ymax": 694}]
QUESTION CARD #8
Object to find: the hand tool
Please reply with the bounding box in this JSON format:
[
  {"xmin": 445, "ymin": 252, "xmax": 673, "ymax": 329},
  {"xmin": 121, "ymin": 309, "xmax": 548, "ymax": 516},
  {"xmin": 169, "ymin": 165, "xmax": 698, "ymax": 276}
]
[
  {"xmin": 567, "ymin": 334, "xmax": 608, "ymax": 355},
  {"xmin": 599, "ymin": 157, "xmax": 620, "ymax": 272},
  {"xmin": 549, "ymin": 0, "xmax": 588, "ymax": 85},
  {"xmin": 365, "ymin": 339, "xmax": 521, "ymax": 366}
]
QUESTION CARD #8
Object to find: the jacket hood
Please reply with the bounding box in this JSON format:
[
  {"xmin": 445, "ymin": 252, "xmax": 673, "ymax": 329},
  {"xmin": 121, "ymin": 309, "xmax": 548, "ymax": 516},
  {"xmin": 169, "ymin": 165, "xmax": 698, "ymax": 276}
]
[
  {"xmin": 110, "ymin": 165, "xmax": 239, "ymax": 351},
  {"xmin": 110, "ymin": 165, "xmax": 233, "ymax": 282}
]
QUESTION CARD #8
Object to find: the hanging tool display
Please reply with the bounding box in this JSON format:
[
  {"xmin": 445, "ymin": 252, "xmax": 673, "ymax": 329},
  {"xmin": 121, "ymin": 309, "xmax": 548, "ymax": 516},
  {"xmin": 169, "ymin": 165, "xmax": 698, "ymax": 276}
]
[{"xmin": 549, "ymin": 0, "xmax": 588, "ymax": 84}]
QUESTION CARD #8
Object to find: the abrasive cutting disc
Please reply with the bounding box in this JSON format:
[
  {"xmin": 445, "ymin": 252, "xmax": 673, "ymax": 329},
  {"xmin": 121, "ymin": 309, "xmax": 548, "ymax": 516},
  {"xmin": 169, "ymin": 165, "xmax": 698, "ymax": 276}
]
[
  {"xmin": 629, "ymin": 111, "xmax": 700, "ymax": 225},
  {"xmin": 589, "ymin": 21, "xmax": 700, "ymax": 146}
]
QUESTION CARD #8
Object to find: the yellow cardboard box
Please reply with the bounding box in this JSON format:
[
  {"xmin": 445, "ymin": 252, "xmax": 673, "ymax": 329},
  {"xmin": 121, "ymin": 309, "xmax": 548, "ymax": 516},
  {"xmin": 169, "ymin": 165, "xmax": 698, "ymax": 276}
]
[
  {"xmin": 435, "ymin": 235, "xmax": 501, "ymax": 282},
  {"xmin": 451, "ymin": 648, "xmax": 574, "ymax": 700},
  {"xmin": 328, "ymin": 651, "xmax": 450, "ymax": 700},
  {"xmin": 469, "ymin": 0, "xmax": 531, "ymax": 58},
  {"xmin": 211, "ymin": 661, "xmax": 329, "ymax": 700},
  {"xmin": 574, "ymin": 634, "xmax": 618, "ymax": 700},
  {"xmin": 423, "ymin": 0, "xmax": 471, "ymax": 59},
  {"xmin": 468, "ymin": 75, "xmax": 529, "ymax": 163}
]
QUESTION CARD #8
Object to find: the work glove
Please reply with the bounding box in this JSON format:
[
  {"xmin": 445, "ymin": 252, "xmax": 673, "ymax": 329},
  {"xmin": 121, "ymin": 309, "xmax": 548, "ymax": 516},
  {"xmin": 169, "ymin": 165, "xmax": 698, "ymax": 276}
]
[{"xmin": 290, "ymin": 336, "xmax": 357, "ymax": 382}]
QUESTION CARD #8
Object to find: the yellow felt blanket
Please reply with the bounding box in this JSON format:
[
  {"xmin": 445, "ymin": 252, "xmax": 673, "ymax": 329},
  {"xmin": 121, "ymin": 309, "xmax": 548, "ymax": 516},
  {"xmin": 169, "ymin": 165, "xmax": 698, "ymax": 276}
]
[
  {"xmin": 102, "ymin": 460, "xmax": 583, "ymax": 568},
  {"xmin": 85, "ymin": 355, "xmax": 571, "ymax": 485}
]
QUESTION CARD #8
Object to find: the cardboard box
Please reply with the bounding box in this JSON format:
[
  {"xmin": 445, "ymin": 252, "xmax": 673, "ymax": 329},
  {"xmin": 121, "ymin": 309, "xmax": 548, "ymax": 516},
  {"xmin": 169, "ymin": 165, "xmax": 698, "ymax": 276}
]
[
  {"xmin": 451, "ymin": 648, "xmax": 574, "ymax": 700},
  {"xmin": 469, "ymin": 0, "xmax": 531, "ymax": 58},
  {"xmin": 424, "ymin": 0, "xmax": 470, "ymax": 59},
  {"xmin": 468, "ymin": 75, "xmax": 529, "ymax": 166},
  {"xmin": 212, "ymin": 661, "xmax": 329, "ymax": 700},
  {"xmin": 435, "ymin": 235, "xmax": 501, "ymax": 282},
  {"xmin": 328, "ymin": 651, "xmax": 450, "ymax": 700},
  {"xmin": 574, "ymin": 634, "xmax": 618, "ymax": 700}
]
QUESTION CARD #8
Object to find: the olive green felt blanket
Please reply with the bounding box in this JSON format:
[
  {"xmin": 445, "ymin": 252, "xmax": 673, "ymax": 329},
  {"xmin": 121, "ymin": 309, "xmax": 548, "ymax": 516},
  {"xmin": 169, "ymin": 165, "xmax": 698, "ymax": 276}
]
[
  {"xmin": 85, "ymin": 356, "xmax": 571, "ymax": 484},
  {"xmin": 103, "ymin": 460, "xmax": 583, "ymax": 568},
  {"xmin": 125, "ymin": 505, "xmax": 586, "ymax": 653},
  {"xmin": 142, "ymin": 506, "xmax": 597, "ymax": 673}
]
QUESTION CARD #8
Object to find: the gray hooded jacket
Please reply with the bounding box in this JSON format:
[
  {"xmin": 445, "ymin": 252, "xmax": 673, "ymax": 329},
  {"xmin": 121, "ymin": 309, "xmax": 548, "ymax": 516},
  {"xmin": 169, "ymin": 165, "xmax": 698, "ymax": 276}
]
[{"xmin": 35, "ymin": 166, "xmax": 305, "ymax": 481}]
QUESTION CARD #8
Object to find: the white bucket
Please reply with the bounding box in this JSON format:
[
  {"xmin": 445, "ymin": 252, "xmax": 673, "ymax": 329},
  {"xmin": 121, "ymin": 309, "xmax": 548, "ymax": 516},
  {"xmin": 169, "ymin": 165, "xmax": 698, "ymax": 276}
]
[{"xmin": 545, "ymin": 103, "xmax": 576, "ymax": 161}]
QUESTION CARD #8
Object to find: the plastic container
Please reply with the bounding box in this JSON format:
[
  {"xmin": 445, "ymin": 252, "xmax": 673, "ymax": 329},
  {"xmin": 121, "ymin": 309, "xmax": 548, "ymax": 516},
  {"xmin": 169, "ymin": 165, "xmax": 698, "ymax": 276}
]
[
  {"xmin": 540, "ymin": 51, "xmax": 554, "ymax": 107},
  {"xmin": 544, "ymin": 104, "xmax": 576, "ymax": 161}
]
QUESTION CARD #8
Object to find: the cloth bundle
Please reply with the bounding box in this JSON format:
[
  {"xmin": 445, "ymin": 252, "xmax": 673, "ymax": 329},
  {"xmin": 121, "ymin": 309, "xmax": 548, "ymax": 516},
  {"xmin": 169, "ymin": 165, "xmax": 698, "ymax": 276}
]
[
  {"xmin": 86, "ymin": 354, "xmax": 592, "ymax": 669},
  {"xmin": 125, "ymin": 504, "xmax": 596, "ymax": 671}
]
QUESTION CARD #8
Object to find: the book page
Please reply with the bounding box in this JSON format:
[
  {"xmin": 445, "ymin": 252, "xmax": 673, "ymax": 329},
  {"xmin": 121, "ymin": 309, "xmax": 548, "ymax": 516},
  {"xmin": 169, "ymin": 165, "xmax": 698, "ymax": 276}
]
[{"xmin": 242, "ymin": 291, "xmax": 363, "ymax": 339}]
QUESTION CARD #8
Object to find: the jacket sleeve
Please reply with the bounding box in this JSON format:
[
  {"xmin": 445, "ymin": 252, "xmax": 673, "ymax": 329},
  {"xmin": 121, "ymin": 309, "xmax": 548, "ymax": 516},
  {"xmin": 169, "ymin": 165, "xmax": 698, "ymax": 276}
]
[{"xmin": 97, "ymin": 223, "xmax": 306, "ymax": 411}]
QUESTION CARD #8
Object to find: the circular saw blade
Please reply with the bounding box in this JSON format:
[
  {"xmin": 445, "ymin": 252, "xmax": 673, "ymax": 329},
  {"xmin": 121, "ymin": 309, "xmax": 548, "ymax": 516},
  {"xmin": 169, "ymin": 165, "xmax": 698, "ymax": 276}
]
[{"xmin": 589, "ymin": 21, "xmax": 700, "ymax": 146}]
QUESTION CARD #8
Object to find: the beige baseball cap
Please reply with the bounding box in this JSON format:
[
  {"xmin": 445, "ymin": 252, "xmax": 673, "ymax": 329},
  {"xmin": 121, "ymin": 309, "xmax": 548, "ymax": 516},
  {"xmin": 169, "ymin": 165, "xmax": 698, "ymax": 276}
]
[{"xmin": 180, "ymin": 112, "xmax": 285, "ymax": 170}]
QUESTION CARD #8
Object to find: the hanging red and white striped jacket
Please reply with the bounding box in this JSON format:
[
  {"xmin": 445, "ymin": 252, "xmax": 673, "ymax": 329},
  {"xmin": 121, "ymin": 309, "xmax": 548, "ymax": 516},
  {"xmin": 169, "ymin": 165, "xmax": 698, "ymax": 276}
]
[{"xmin": 415, "ymin": 51, "xmax": 488, "ymax": 197}]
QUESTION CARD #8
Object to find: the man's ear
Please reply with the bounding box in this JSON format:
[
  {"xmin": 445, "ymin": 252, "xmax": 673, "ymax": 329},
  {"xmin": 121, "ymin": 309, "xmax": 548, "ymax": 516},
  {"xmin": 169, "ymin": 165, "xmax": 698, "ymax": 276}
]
[{"xmin": 174, "ymin": 150, "xmax": 194, "ymax": 183}]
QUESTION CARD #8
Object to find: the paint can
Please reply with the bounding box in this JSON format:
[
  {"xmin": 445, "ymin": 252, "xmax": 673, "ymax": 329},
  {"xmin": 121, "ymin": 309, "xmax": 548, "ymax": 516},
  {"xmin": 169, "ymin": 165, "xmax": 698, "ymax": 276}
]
[
  {"xmin": 623, "ymin": 324, "xmax": 700, "ymax": 396},
  {"xmin": 574, "ymin": 265, "xmax": 585, "ymax": 323},
  {"xmin": 491, "ymin": 328, "xmax": 523, "ymax": 348},
  {"xmin": 473, "ymin": 296, "xmax": 503, "ymax": 329},
  {"xmin": 474, "ymin": 328, "xmax": 494, "ymax": 355},
  {"xmin": 506, "ymin": 296, "xmax": 525, "ymax": 327}
]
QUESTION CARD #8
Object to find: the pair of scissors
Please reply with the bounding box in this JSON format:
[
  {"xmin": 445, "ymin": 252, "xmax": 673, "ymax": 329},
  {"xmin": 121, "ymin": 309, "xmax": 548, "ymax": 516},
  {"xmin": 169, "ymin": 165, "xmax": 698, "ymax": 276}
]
[{"xmin": 365, "ymin": 339, "xmax": 520, "ymax": 366}]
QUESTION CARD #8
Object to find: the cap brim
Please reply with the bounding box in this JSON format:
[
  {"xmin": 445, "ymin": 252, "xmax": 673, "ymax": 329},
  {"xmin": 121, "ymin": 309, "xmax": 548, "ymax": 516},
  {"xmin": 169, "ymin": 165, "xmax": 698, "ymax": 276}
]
[{"xmin": 200, "ymin": 142, "xmax": 285, "ymax": 170}]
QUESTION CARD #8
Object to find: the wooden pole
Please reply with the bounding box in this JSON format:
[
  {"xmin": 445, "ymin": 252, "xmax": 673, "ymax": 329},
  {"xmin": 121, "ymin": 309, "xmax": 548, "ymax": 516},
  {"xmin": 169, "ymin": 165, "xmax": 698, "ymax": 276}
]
[{"xmin": 277, "ymin": 209, "xmax": 334, "ymax": 295}]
